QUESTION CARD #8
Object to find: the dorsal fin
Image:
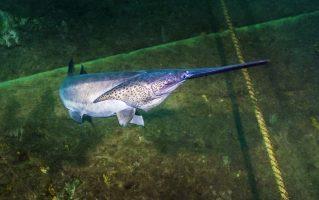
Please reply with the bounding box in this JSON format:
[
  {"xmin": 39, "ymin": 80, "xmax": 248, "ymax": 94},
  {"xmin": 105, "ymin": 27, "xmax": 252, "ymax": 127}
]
[
  {"xmin": 67, "ymin": 59, "xmax": 75, "ymax": 76},
  {"xmin": 80, "ymin": 65, "xmax": 87, "ymax": 74}
]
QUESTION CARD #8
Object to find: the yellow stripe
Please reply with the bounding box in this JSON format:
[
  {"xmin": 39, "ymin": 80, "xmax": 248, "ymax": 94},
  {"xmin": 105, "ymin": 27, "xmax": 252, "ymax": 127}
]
[{"xmin": 219, "ymin": 0, "xmax": 289, "ymax": 199}]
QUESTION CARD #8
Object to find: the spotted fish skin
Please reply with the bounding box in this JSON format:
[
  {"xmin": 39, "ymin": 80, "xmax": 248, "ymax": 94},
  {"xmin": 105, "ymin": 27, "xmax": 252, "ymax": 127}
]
[
  {"xmin": 59, "ymin": 60, "xmax": 268, "ymax": 126},
  {"xmin": 93, "ymin": 70, "xmax": 185, "ymax": 108},
  {"xmin": 97, "ymin": 81, "xmax": 152, "ymax": 108}
]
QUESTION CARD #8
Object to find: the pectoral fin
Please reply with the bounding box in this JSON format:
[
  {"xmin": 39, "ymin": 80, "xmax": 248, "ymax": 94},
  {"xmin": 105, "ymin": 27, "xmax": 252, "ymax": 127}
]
[
  {"xmin": 130, "ymin": 115, "xmax": 144, "ymax": 126},
  {"xmin": 69, "ymin": 110, "xmax": 83, "ymax": 123},
  {"xmin": 116, "ymin": 108, "xmax": 135, "ymax": 126}
]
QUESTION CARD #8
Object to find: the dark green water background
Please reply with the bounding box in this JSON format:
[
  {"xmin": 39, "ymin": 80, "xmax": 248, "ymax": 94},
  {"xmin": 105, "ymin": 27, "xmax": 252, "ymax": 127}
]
[{"xmin": 0, "ymin": 0, "xmax": 318, "ymax": 199}]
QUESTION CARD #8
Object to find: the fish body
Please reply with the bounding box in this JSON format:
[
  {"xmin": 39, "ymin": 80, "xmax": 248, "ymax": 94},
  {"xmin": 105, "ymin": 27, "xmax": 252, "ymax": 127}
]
[{"xmin": 59, "ymin": 60, "xmax": 268, "ymax": 126}]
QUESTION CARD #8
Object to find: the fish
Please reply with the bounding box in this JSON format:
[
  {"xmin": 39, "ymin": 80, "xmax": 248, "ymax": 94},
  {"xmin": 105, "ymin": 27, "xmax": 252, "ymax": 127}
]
[{"xmin": 59, "ymin": 59, "xmax": 268, "ymax": 126}]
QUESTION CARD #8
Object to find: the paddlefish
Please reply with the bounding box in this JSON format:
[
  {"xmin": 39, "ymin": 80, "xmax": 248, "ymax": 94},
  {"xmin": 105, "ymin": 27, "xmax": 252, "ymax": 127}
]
[{"xmin": 59, "ymin": 59, "xmax": 268, "ymax": 126}]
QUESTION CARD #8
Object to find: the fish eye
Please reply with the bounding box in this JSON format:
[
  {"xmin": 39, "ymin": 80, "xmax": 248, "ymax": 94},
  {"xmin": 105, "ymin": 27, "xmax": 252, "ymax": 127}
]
[{"xmin": 181, "ymin": 71, "xmax": 189, "ymax": 79}]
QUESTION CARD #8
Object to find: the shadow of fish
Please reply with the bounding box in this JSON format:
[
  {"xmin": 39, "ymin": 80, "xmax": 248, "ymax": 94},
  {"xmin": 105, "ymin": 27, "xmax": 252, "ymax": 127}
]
[{"xmin": 59, "ymin": 59, "xmax": 268, "ymax": 126}]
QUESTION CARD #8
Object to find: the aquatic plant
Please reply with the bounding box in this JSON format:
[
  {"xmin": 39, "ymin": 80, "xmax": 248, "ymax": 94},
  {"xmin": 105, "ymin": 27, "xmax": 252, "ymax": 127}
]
[
  {"xmin": 63, "ymin": 179, "xmax": 81, "ymax": 200},
  {"xmin": 0, "ymin": 10, "xmax": 19, "ymax": 47},
  {"xmin": 310, "ymin": 117, "xmax": 319, "ymax": 131}
]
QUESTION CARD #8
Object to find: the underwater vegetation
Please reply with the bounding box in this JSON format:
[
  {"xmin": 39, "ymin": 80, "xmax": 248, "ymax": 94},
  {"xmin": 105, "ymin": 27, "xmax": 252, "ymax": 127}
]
[
  {"xmin": 0, "ymin": 10, "xmax": 20, "ymax": 47},
  {"xmin": 0, "ymin": 0, "xmax": 318, "ymax": 199}
]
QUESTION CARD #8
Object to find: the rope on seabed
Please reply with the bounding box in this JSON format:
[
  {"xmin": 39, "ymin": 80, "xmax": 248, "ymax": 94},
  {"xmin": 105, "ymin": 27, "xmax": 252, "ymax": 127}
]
[{"xmin": 219, "ymin": 0, "xmax": 289, "ymax": 199}]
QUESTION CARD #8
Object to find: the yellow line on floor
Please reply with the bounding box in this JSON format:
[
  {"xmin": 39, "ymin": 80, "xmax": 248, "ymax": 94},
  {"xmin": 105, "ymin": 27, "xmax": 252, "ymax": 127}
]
[{"xmin": 219, "ymin": 0, "xmax": 289, "ymax": 199}]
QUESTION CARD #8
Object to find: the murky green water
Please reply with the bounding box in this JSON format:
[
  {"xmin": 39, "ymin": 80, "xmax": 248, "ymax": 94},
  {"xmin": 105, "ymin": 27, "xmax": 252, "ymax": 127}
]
[{"xmin": 0, "ymin": 1, "xmax": 318, "ymax": 199}]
